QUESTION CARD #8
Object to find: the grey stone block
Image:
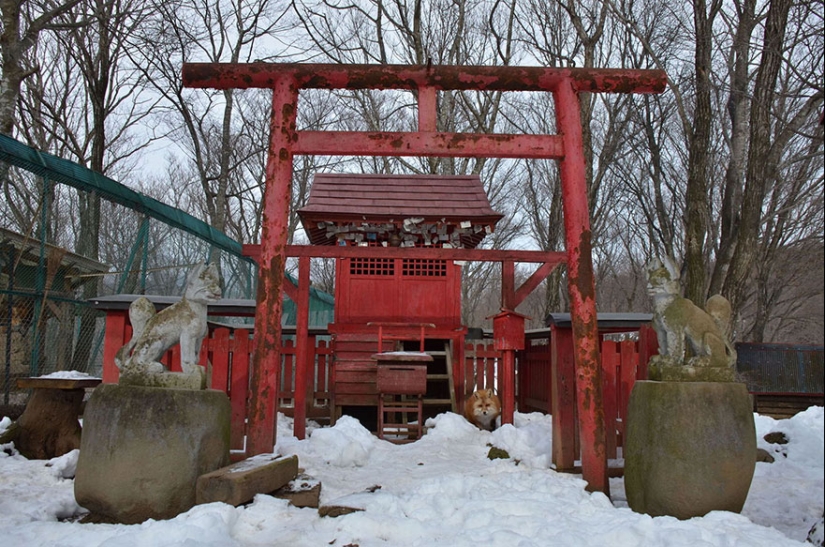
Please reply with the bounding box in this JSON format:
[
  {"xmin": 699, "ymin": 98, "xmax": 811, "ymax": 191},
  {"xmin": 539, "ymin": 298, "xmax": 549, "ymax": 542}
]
[
  {"xmin": 74, "ymin": 384, "xmax": 230, "ymax": 524},
  {"xmin": 624, "ymin": 381, "xmax": 756, "ymax": 520}
]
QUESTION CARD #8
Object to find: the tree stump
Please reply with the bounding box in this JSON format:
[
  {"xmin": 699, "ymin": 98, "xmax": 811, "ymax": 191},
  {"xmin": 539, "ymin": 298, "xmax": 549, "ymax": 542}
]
[{"xmin": 11, "ymin": 378, "xmax": 101, "ymax": 460}]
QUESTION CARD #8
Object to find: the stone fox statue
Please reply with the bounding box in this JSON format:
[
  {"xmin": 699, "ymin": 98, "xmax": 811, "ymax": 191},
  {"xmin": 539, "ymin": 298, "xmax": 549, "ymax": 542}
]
[
  {"xmin": 647, "ymin": 257, "xmax": 736, "ymax": 376},
  {"xmin": 115, "ymin": 263, "xmax": 221, "ymax": 383}
]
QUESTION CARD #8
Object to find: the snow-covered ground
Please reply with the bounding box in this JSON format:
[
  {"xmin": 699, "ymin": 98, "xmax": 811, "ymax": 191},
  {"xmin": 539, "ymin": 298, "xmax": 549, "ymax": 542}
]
[{"xmin": 0, "ymin": 401, "xmax": 822, "ymax": 546}]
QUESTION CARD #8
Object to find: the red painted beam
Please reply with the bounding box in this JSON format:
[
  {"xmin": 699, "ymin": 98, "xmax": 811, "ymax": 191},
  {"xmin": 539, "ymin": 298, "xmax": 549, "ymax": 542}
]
[
  {"xmin": 183, "ymin": 63, "xmax": 667, "ymax": 95},
  {"xmin": 418, "ymin": 87, "xmax": 437, "ymax": 131},
  {"xmin": 295, "ymin": 131, "xmax": 564, "ymax": 159},
  {"xmin": 243, "ymin": 243, "xmax": 567, "ymax": 264},
  {"xmin": 554, "ymin": 78, "xmax": 608, "ymax": 495},
  {"xmin": 513, "ymin": 260, "xmax": 562, "ymax": 308},
  {"xmin": 282, "ymin": 271, "xmax": 297, "ymax": 301}
]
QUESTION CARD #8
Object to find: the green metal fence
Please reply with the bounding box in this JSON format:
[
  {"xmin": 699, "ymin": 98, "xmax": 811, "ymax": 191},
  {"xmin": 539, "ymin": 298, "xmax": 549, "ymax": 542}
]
[
  {"xmin": 736, "ymin": 343, "xmax": 825, "ymax": 394},
  {"xmin": 0, "ymin": 135, "xmax": 278, "ymax": 408}
]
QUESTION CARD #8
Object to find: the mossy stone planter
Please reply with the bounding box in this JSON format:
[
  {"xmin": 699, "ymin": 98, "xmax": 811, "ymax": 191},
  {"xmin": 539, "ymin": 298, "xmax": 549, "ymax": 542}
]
[
  {"xmin": 75, "ymin": 384, "xmax": 230, "ymax": 524},
  {"xmin": 624, "ymin": 381, "xmax": 756, "ymax": 519}
]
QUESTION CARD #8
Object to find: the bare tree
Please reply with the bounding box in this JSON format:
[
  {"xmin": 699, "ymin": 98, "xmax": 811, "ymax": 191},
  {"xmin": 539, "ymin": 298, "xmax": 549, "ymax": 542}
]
[
  {"xmin": 127, "ymin": 0, "xmax": 294, "ymax": 259},
  {"xmin": 681, "ymin": 0, "xmax": 724, "ymax": 304},
  {"xmin": 512, "ymin": 0, "xmax": 642, "ymax": 317},
  {"xmin": 0, "ymin": 0, "xmax": 83, "ymax": 134},
  {"xmin": 0, "ymin": 0, "xmax": 84, "ymax": 242},
  {"xmin": 707, "ymin": 0, "xmax": 758, "ymax": 296},
  {"xmin": 607, "ymin": 0, "xmax": 822, "ymax": 343},
  {"xmin": 722, "ymin": 0, "xmax": 806, "ymax": 312},
  {"xmin": 6, "ymin": 0, "xmax": 158, "ymax": 370}
]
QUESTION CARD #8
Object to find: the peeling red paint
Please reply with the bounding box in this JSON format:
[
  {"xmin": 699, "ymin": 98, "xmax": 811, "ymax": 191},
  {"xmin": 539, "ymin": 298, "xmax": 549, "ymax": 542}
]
[
  {"xmin": 245, "ymin": 77, "xmax": 298, "ymax": 457},
  {"xmin": 295, "ymin": 131, "xmax": 564, "ymax": 159},
  {"xmin": 182, "ymin": 63, "xmax": 667, "ymax": 95},
  {"xmin": 554, "ymin": 78, "xmax": 609, "ymax": 496}
]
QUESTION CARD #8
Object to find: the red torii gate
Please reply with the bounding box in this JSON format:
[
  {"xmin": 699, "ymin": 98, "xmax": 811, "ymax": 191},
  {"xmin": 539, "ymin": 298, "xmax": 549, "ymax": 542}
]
[{"xmin": 182, "ymin": 63, "xmax": 666, "ymax": 495}]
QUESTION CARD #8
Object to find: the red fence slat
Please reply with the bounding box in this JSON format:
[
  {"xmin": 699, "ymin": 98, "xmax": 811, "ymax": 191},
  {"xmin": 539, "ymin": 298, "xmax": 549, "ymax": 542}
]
[
  {"xmin": 210, "ymin": 328, "xmax": 231, "ymax": 393},
  {"xmin": 618, "ymin": 340, "xmax": 639, "ymax": 443},
  {"xmin": 601, "ymin": 340, "xmax": 619, "ymax": 459},
  {"xmin": 280, "ymin": 339, "xmax": 295, "ymax": 407},
  {"xmin": 229, "ymin": 329, "xmax": 251, "ymax": 451}
]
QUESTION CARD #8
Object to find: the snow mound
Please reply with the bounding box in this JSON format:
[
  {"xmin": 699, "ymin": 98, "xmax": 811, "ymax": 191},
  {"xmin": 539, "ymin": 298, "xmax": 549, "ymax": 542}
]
[{"xmin": 307, "ymin": 415, "xmax": 376, "ymax": 467}]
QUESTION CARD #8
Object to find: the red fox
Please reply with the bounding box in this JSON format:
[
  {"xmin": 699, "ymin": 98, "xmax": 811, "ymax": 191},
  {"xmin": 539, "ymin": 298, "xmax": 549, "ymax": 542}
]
[{"xmin": 464, "ymin": 389, "xmax": 501, "ymax": 431}]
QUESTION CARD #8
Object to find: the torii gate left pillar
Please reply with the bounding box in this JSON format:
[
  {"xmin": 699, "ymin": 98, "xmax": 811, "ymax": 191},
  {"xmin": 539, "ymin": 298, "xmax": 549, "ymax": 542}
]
[{"xmin": 183, "ymin": 63, "xmax": 666, "ymax": 495}]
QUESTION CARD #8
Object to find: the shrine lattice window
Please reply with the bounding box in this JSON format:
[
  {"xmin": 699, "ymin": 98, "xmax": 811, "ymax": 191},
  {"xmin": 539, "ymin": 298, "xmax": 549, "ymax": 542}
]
[
  {"xmin": 402, "ymin": 259, "xmax": 447, "ymax": 277},
  {"xmin": 350, "ymin": 258, "xmax": 394, "ymax": 276}
]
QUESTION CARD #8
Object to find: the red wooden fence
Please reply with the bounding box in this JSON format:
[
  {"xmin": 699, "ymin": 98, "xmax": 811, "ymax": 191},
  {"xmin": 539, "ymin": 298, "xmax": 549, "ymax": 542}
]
[
  {"xmin": 518, "ymin": 338, "xmax": 552, "ymax": 413},
  {"xmin": 101, "ymin": 307, "xmax": 652, "ymax": 457},
  {"xmin": 204, "ymin": 329, "xmax": 334, "ymax": 451},
  {"xmin": 600, "ymin": 339, "xmax": 646, "ymax": 459},
  {"xmin": 462, "ymin": 335, "xmax": 647, "ymax": 463},
  {"xmin": 464, "ymin": 342, "xmax": 501, "ymax": 393}
]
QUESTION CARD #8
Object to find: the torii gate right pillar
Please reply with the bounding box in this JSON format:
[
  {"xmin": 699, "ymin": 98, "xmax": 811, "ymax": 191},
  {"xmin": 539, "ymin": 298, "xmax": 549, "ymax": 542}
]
[{"xmin": 555, "ymin": 80, "xmax": 606, "ymax": 493}]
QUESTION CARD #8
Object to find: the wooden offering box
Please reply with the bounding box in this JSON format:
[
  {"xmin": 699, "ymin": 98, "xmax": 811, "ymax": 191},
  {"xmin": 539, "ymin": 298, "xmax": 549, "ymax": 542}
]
[{"xmin": 374, "ymin": 352, "xmax": 432, "ymax": 395}]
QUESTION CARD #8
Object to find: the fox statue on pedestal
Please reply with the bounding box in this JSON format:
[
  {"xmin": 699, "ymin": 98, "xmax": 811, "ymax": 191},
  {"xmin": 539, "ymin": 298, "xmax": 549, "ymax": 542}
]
[
  {"xmin": 115, "ymin": 262, "xmax": 221, "ymax": 389},
  {"xmin": 646, "ymin": 256, "xmax": 736, "ymax": 382}
]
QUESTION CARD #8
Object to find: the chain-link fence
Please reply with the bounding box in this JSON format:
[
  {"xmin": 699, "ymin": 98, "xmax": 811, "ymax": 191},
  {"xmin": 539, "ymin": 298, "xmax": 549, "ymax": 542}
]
[{"xmin": 1, "ymin": 137, "xmax": 258, "ymax": 413}]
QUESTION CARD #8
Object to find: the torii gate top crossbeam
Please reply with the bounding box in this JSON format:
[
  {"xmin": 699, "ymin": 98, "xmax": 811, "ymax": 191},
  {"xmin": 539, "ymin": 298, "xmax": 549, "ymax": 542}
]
[{"xmin": 183, "ymin": 63, "xmax": 666, "ymax": 95}]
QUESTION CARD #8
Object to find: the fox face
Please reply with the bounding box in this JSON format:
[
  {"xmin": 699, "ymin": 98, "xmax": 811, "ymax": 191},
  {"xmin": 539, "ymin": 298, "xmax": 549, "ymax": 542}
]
[{"xmin": 464, "ymin": 389, "xmax": 502, "ymax": 431}]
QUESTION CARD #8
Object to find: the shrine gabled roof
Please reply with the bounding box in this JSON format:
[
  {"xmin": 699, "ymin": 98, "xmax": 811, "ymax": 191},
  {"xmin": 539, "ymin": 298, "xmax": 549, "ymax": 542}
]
[
  {"xmin": 299, "ymin": 173, "xmax": 502, "ymax": 220},
  {"xmin": 297, "ymin": 173, "xmax": 503, "ymax": 247}
]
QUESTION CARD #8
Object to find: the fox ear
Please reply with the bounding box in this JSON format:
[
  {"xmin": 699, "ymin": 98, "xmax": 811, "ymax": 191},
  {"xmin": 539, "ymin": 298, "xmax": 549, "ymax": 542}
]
[
  {"xmin": 186, "ymin": 263, "xmax": 205, "ymax": 286},
  {"xmin": 663, "ymin": 255, "xmax": 680, "ymax": 281}
]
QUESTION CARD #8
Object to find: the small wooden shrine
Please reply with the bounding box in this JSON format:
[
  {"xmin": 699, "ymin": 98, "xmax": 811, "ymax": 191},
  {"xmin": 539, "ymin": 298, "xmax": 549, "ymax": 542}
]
[{"xmin": 297, "ymin": 173, "xmax": 502, "ymax": 426}]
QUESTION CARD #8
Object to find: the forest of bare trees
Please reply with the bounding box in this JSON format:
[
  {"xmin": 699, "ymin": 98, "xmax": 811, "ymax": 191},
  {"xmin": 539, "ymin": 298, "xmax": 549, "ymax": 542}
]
[{"xmin": 1, "ymin": 0, "xmax": 823, "ymax": 343}]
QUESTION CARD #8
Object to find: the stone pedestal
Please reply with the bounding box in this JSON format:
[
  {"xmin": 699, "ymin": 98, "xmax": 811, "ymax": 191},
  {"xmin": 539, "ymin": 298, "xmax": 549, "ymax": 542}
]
[
  {"xmin": 624, "ymin": 381, "xmax": 756, "ymax": 519},
  {"xmin": 74, "ymin": 384, "xmax": 230, "ymax": 524}
]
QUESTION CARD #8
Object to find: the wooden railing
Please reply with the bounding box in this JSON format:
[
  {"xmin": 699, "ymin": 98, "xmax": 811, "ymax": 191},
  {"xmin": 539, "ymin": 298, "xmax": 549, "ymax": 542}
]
[
  {"xmin": 201, "ymin": 329, "xmax": 335, "ymax": 451},
  {"xmin": 464, "ymin": 341, "xmax": 501, "ymax": 393},
  {"xmin": 600, "ymin": 339, "xmax": 645, "ymax": 458},
  {"xmin": 517, "ymin": 332, "xmax": 650, "ymax": 463},
  {"xmin": 99, "ymin": 301, "xmax": 653, "ymax": 456}
]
